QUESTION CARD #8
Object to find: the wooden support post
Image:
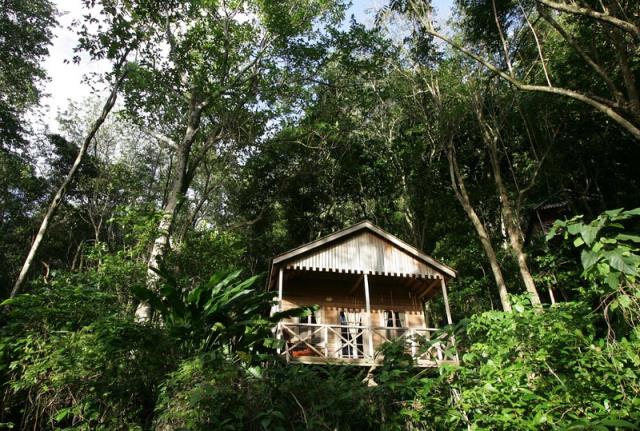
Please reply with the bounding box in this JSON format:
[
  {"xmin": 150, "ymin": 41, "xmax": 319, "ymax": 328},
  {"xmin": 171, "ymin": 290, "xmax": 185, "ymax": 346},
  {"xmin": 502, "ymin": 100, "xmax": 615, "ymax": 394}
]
[
  {"xmin": 423, "ymin": 301, "xmax": 432, "ymax": 339},
  {"xmin": 410, "ymin": 329, "xmax": 417, "ymax": 358},
  {"xmin": 276, "ymin": 268, "xmax": 284, "ymax": 355},
  {"xmin": 278, "ymin": 268, "xmax": 284, "ymax": 312},
  {"xmin": 440, "ymin": 277, "xmax": 459, "ymax": 362},
  {"xmin": 324, "ymin": 324, "xmax": 329, "ymax": 358},
  {"xmin": 440, "ymin": 278, "xmax": 453, "ymax": 325},
  {"xmin": 364, "ymin": 273, "xmax": 374, "ymax": 359}
]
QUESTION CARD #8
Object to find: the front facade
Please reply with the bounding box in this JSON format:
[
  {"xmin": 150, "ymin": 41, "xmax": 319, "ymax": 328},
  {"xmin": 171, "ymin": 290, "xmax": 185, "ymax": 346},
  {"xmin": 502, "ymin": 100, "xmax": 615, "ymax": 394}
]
[{"xmin": 267, "ymin": 221, "xmax": 458, "ymax": 367}]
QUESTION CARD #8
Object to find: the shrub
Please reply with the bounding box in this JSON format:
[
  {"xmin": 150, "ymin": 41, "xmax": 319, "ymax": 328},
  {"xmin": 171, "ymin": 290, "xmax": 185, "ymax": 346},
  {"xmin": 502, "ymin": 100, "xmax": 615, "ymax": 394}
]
[
  {"xmin": 403, "ymin": 302, "xmax": 640, "ymax": 430},
  {"xmin": 0, "ymin": 276, "xmax": 174, "ymax": 430}
]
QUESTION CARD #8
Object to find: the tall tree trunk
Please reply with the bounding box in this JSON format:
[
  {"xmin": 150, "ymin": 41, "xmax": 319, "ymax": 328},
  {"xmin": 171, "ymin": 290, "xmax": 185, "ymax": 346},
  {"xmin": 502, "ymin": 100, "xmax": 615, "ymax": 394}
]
[
  {"xmin": 609, "ymin": 26, "xmax": 640, "ymax": 123},
  {"xmin": 10, "ymin": 68, "xmax": 127, "ymax": 298},
  {"xmin": 475, "ymin": 106, "xmax": 543, "ymax": 307},
  {"xmin": 446, "ymin": 141, "xmax": 513, "ymax": 312},
  {"xmin": 135, "ymin": 95, "xmax": 205, "ymax": 321}
]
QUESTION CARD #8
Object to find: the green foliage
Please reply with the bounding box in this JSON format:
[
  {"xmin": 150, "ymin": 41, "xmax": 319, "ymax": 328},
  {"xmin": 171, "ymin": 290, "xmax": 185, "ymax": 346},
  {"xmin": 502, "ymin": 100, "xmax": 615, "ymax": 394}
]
[
  {"xmin": 404, "ymin": 302, "xmax": 640, "ymax": 430},
  {"xmin": 548, "ymin": 208, "xmax": 640, "ymax": 334},
  {"xmin": 131, "ymin": 269, "xmax": 309, "ymax": 362},
  {"xmin": 155, "ymin": 359, "xmax": 379, "ymax": 431},
  {"xmin": 154, "ymin": 356, "xmax": 258, "ymax": 431},
  {"xmin": 166, "ymin": 230, "xmax": 246, "ymax": 285},
  {"xmin": 0, "ymin": 0, "xmax": 57, "ymax": 147},
  {"xmin": 0, "ymin": 276, "xmax": 173, "ymax": 429}
]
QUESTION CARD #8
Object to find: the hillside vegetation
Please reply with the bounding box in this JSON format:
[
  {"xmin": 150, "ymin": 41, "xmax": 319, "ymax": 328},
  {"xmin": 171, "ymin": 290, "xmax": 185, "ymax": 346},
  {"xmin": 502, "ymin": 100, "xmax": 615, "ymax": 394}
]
[{"xmin": 1, "ymin": 0, "xmax": 639, "ymax": 429}]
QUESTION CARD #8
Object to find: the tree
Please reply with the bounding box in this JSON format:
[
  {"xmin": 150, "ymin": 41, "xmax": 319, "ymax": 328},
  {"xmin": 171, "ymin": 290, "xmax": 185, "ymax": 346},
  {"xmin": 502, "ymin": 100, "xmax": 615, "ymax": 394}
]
[
  {"xmin": 427, "ymin": 72, "xmax": 514, "ymax": 312},
  {"xmin": 0, "ymin": 0, "xmax": 57, "ymax": 149},
  {"xmin": 404, "ymin": 0, "xmax": 640, "ymax": 142},
  {"xmin": 115, "ymin": 0, "xmax": 343, "ymax": 320},
  {"xmin": 0, "ymin": 0, "xmax": 57, "ymax": 295},
  {"xmin": 9, "ymin": 0, "xmax": 163, "ymax": 296},
  {"xmin": 472, "ymin": 91, "xmax": 542, "ymax": 306},
  {"xmin": 11, "ymin": 65, "xmax": 129, "ymax": 297}
]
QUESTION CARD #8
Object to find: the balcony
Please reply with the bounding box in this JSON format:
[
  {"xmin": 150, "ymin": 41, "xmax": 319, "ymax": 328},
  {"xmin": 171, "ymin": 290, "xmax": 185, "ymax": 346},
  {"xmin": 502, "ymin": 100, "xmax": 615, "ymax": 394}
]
[{"xmin": 277, "ymin": 322, "xmax": 459, "ymax": 367}]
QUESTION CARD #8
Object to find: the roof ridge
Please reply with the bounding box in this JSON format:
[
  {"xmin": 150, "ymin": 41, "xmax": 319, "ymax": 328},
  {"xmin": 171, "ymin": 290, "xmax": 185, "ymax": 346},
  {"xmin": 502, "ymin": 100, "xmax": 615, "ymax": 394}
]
[
  {"xmin": 270, "ymin": 221, "xmax": 456, "ymax": 278},
  {"xmin": 271, "ymin": 220, "xmax": 372, "ymax": 260}
]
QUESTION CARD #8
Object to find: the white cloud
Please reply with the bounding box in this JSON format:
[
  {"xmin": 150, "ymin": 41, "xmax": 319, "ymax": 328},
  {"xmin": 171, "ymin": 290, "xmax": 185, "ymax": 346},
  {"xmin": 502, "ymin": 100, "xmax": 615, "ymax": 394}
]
[{"xmin": 42, "ymin": 0, "xmax": 111, "ymax": 133}]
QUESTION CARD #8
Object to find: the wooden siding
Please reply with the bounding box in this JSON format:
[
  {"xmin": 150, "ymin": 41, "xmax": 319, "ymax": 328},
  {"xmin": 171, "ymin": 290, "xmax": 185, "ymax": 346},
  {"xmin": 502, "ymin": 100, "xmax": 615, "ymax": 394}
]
[
  {"xmin": 280, "ymin": 278, "xmax": 427, "ymax": 313},
  {"xmin": 286, "ymin": 231, "xmax": 440, "ymax": 278}
]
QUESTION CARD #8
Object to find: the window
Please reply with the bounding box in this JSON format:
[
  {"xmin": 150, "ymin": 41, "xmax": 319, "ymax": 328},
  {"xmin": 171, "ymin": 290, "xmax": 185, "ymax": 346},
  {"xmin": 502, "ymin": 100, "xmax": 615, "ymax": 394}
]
[
  {"xmin": 384, "ymin": 310, "xmax": 404, "ymax": 328},
  {"xmin": 299, "ymin": 311, "xmax": 317, "ymax": 325},
  {"xmin": 298, "ymin": 311, "xmax": 321, "ymax": 348},
  {"xmin": 339, "ymin": 311, "xmax": 364, "ymax": 358},
  {"xmin": 383, "ymin": 310, "xmax": 405, "ymax": 340}
]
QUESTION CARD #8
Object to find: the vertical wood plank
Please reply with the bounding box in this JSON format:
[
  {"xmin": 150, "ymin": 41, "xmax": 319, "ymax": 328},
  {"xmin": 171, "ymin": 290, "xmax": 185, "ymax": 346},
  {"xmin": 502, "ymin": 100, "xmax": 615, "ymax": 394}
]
[
  {"xmin": 364, "ymin": 273, "xmax": 374, "ymax": 358},
  {"xmin": 276, "ymin": 269, "xmax": 284, "ymax": 355},
  {"xmin": 440, "ymin": 278, "xmax": 453, "ymax": 325},
  {"xmin": 278, "ymin": 268, "xmax": 284, "ymax": 312}
]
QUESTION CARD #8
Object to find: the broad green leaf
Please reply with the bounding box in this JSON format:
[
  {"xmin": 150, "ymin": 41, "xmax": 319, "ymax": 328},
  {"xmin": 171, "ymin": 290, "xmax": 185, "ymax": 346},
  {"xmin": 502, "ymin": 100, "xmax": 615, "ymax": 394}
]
[
  {"xmin": 616, "ymin": 234, "xmax": 640, "ymax": 243},
  {"xmin": 599, "ymin": 418, "xmax": 638, "ymax": 429},
  {"xmin": 605, "ymin": 208, "xmax": 624, "ymax": 218},
  {"xmin": 567, "ymin": 224, "xmax": 582, "ymax": 235},
  {"xmin": 580, "ymin": 224, "xmax": 601, "ymax": 246},
  {"xmin": 581, "ymin": 250, "xmax": 600, "ymax": 271},
  {"xmin": 607, "ymin": 253, "xmax": 638, "ymax": 276},
  {"xmin": 606, "ymin": 272, "xmax": 620, "ymax": 290},
  {"xmin": 54, "ymin": 407, "xmax": 72, "ymax": 422}
]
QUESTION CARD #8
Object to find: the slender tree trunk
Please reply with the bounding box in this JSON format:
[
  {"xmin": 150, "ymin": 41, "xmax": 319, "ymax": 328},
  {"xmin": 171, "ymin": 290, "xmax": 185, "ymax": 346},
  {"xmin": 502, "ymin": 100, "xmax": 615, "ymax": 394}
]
[
  {"xmin": 494, "ymin": 153, "xmax": 542, "ymax": 307},
  {"xmin": 609, "ymin": 26, "xmax": 640, "ymax": 122},
  {"xmin": 446, "ymin": 141, "xmax": 513, "ymax": 312},
  {"xmin": 10, "ymin": 68, "xmax": 127, "ymax": 298},
  {"xmin": 135, "ymin": 95, "xmax": 205, "ymax": 321},
  {"xmin": 475, "ymin": 106, "xmax": 543, "ymax": 306},
  {"xmin": 414, "ymin": 18, "xmax": 640, "ymax": 142}
]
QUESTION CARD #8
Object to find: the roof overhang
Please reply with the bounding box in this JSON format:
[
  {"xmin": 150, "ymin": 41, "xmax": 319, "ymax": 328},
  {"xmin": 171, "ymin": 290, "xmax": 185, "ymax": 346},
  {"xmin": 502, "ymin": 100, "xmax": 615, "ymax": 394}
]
[{"xmin": 266, "ymin": 221, "xmax": 456, "ymax": 290}]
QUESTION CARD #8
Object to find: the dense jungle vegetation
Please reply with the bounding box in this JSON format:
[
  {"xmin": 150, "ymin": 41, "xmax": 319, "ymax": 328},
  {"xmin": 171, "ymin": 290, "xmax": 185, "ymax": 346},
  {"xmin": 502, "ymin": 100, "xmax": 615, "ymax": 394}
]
[{"xmin": 1, "ymin": 0, "xmax": 640, "ymax": 429}]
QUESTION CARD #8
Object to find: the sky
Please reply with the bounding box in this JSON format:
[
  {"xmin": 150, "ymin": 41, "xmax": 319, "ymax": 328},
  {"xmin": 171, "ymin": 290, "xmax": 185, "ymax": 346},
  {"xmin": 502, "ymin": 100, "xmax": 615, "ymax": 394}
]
[
  {"xmin": 347, "ymin": 0, "xmax": 454, "ymax": 26},
  {"xmin": 41, "ymin": 0, "xmax": 454, "ymax": 132},
  {"xmin": 41, "ymin": 0, "xmax": 109, "ymax": 131}
]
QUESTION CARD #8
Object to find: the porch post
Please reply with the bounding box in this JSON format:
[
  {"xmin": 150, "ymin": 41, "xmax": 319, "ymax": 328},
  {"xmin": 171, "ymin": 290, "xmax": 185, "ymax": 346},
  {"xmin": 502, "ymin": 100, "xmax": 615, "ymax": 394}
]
[
  {"xmin": 440, "ymin": 278, "xmax": 453, "ymax": 325},
  {"xmin": 423, "ymin": 301, "xmax": 432, "ymax": 339},
  {"xmin": 278, "ymin": 268, "xmax": 284, "ymax": 311},
  {"xmin": 440, "ymin": 277, "xmax": 458, "ymax": 362},
  {"xmin": 548, "ymin": 286, "xmax": 557, "ymax": 305},
  {"xmin": 276, "ymin": 268, "xmax": 284, "ymax": 355},
  {"xmin": 364, "ymin": 273, "xmax": 374, "ymax": 359}
]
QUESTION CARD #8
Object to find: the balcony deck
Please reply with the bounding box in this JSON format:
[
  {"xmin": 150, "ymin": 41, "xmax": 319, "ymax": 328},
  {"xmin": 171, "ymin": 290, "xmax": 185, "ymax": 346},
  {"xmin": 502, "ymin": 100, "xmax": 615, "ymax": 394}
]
[{"xmin": 277, "ymin": 322, "xmax": 459, "ymax": 367}]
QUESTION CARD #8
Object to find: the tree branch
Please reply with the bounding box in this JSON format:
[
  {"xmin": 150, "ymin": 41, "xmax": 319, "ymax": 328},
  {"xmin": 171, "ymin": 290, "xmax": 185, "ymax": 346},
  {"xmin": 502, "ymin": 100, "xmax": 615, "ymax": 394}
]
[
  {"xmin": 535, "ymin": 0, "xmax": 640, "ymax": 40},
  {"xmin": 538, "ymin": 5, "xmax": 623, "ymax": 102},
  {"xmin": 519, "ymin": 3, "xmax": 552, "ymax": 87},
  {"xmin": 415, "ymin": 22, "xmax": 640, "ymax": 142}
]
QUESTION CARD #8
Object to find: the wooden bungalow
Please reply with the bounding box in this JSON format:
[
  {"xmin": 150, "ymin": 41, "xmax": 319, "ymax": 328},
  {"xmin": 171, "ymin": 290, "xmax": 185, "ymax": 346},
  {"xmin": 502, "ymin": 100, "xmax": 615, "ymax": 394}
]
[{"xmin": 267, "ymin": 221, "xmax": 458, "ymax": 367}]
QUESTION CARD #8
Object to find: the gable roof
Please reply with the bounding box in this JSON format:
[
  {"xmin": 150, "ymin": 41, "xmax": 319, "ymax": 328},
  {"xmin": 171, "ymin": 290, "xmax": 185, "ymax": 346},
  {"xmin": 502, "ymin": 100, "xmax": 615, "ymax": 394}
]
[{"xmin": 269, "ymin": 221, "xmax": 456, "ymax": 281}]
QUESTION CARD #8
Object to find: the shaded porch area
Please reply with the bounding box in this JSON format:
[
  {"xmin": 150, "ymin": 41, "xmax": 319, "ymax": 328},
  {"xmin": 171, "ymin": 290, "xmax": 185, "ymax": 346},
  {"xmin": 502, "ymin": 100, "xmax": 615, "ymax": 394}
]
[{"xmin": 274, "ymin": 268, "xmax": 458, "ymax": 367}]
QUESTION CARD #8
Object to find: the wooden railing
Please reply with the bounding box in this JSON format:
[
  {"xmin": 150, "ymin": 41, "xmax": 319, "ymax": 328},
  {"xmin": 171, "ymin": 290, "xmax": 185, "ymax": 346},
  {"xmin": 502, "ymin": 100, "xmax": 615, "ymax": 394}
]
[{"xmin": 277, "ymin": 322, "xmax": 458, "ymax": 366}]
